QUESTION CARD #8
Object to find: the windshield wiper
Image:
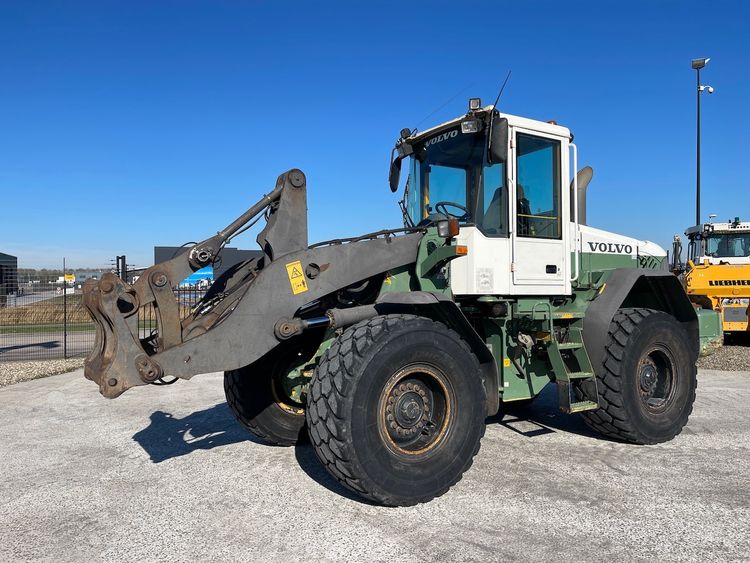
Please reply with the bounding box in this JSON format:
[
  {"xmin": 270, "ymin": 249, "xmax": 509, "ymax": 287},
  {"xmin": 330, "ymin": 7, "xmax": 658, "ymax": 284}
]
[{"xmin": 399, "ymin": 179, "xmax": 414, "ymax": 228}]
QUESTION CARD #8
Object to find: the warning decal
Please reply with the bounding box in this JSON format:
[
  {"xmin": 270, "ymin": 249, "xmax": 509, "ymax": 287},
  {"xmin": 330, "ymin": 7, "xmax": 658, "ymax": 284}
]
[{"xmin": 285, "ymin": 260, "xmax": 308, "ymax": 295}]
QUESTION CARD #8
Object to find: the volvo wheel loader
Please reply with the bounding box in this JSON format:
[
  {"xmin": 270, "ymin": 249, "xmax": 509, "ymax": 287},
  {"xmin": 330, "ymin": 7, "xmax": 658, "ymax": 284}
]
[{"xmin": 83, "ymin": 99, "xmax": 715, "ymax": 506}]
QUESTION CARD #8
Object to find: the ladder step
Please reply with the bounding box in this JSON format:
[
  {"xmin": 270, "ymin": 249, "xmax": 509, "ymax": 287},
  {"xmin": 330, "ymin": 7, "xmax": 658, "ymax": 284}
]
[
  {"xmin": 556, "ymin": 342, "xmax": 583, "ymax": 350},
  {"xmin": 567, "ymin": 400, "xmax": 599, "ymax": 413},
  {"xmin": 567, "ymin": 371, "xmax": 595, "ymax": 380}
]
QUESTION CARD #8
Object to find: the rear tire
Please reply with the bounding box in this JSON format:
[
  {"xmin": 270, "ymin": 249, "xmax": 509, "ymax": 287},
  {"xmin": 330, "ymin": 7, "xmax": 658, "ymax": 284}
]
[
  {"xmin": 224, "ymin": 347, "xmax": 308, "ymax": 446},
  {"xmin": 306, "ymin": 314, "xmax": 486, "ymax": 506},
  {"xmin": 583, "ymin": 308, "xmax": 697, "ymax": 444}
]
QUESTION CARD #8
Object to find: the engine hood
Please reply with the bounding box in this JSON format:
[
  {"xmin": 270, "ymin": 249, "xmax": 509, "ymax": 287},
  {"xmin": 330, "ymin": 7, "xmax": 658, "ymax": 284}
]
[{"xmin": 578, "ymin": 225, "xmax": 666, "ymax": 258}]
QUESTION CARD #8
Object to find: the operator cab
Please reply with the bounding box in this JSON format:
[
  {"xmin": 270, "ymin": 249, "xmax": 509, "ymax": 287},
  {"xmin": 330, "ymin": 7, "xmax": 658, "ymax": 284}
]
[
  {"xmin": 685, "ymin": 218, "xmax": 750, "ymax": 265},
  {"xmin": 391, "ymin": 101, "xmax": 576, "ymax": 296}
]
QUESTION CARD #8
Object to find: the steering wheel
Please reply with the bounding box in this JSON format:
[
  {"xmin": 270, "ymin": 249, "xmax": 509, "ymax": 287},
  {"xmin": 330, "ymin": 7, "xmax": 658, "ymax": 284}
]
[{"xmin": 434, "ymin": 201, "xmax": 470, "ymax": 221}]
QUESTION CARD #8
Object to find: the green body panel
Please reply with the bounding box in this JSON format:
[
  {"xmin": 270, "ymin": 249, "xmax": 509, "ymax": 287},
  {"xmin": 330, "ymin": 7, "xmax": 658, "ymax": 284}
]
[
  {"xmin": 381, "ymin": 265, "xmax": 413, "ymax": 293},
  {"xmin": 414, "ymin": 231, "xmax": 455, "ymax": 294},
  {"xmin": 575, "ymin": 251, "xmax": 667, "ymax": 286},
  {"xmin": 481, "ymin": 318, "xmax": 551, "ymax": 402},
  {"xmin": 578, "ymin": 252, "xmax": 637, "ymax": 286},
  {"xmin": 695, "ymin": 308, "xmax": 722, "ymax": 357}
]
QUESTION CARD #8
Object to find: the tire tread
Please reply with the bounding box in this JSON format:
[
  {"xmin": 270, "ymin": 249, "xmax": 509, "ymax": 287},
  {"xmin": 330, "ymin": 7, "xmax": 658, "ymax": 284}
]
[
  {"xmin": 582, "ymin": 307, "xmax": 697, "ymax": 444},
  {"xmin": 306, "ymin": 314, "xmax": 485, "ymax": 506}
]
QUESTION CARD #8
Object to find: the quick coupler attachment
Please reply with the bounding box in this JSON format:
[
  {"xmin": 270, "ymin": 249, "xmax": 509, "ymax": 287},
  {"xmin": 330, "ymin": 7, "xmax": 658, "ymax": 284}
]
[{"xmin": 82, "ymin": 273, "xmax": 159, "ymax": 398}]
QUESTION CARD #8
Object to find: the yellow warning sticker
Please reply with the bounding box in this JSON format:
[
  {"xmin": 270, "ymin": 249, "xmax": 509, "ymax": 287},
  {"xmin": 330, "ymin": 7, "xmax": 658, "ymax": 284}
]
[
  {"xmin": 285, "ymin": 260, "xmax": 308, "ymax": 295},
  {"xmin": 503, "ymin": 358, "xmax": 511, "ymax": 368}
]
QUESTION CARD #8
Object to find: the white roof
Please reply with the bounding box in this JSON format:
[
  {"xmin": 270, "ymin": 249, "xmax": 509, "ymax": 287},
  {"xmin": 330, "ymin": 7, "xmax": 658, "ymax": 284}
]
[
  {"xmin": 708, "ymin": 222, "xmax": 750, "ymax": 233},
  {"xmin": 408, "ymin": 106, "xmax": 571, "ymax": 143},
  {"xmin": 686, "ymin": 221, "xmax": 750, "ymax": 236}
]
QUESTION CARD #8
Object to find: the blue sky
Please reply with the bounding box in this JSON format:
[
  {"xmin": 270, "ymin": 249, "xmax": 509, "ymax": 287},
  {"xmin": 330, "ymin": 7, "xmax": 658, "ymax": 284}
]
[{"xmin": 1, "ymin": 1, "xmax": 748, "ymax": 269}]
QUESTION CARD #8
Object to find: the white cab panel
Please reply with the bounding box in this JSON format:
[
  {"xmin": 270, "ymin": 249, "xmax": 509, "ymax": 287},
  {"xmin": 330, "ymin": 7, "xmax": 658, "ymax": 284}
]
[
  {"xmin": 451, "ymin": 227, "xmax": 511, "ymax": 295},
  {"xmin": 512, "ymin": 237, "xmax": 567, "ymax": 286}
]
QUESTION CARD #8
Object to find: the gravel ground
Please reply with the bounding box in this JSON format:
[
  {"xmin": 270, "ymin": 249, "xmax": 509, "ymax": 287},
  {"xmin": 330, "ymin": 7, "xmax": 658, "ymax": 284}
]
[
  {"xmin": 0, "ymin": 358, "xmax": 84, "ymax": 388},
  {"xmin": 1, "ymin": 368, "xmax": 748, "ymax": 562},
  {"xmin": 698, "ymin": 344, "xmax": 750, "ymax": 371}
]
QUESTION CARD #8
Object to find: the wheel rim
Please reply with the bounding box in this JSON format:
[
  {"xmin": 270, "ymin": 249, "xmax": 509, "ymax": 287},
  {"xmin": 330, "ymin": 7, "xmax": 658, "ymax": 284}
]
[
  {"xmin": 378, "ymin": 364, "xmax": 453, "ymax": 456},
  {"xmin": 270, "ymin": 355, "xmax": 310, "ymax": 416},
  {"xmin": 637, "ymin": 346, "xmax": 677, "ymax": 413}
]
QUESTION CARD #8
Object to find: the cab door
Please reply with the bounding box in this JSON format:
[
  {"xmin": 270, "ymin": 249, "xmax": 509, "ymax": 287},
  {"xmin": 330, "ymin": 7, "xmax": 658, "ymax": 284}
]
[{"xmin": 510, "ymin": 128, "xmax": 570, "ymax": 294}]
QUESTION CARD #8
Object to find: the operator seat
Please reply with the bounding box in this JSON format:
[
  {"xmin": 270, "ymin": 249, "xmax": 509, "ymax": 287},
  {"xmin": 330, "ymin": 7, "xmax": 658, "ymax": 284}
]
[
  {"xmin": 481, "ymin": 188, "xmax": 506, "ymax": 234},
  {"xmin": 517, "ymin": 184, "xmax": 531, "ymax": 235}
]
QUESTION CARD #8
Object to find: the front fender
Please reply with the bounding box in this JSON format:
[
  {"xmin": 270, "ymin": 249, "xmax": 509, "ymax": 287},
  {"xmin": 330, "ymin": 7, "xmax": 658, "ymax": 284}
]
[{"xmin": 377, "ymin": 291, "xmax": 500, "ymax": 416}]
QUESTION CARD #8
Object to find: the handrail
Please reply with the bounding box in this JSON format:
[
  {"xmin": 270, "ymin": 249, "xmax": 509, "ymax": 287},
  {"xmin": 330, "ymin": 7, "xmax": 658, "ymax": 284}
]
[{"xmin": 570, "ymin": 143, "xmax": 580, "ymax": 283}]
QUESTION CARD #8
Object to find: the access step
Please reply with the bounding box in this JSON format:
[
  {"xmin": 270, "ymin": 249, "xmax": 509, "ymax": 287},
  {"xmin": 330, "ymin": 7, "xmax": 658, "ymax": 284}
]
[
  {"xmin": 566, "ymin": 371, "xmax": 595, "ymax": 380},
  {"xmin": 565, "ymin": 400, "xmax": 599, "ymax": 414},
  {"xmin": 555, "ymin": 341, "xmax": 583, "ymax": 350},
  {"xmin": 546, "ymin": 326, "xmax": 600, "ymax": 414}
]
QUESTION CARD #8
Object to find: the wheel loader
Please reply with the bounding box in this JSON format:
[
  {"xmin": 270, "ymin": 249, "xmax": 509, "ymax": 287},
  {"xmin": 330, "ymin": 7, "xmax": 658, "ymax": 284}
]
[
  {"xmin": 83, "ymin": 99, "xmax": 717, "ymax": 506},
  {"xmin": 672, "ymin": 218, "xmax": 750, "ymax": 339}
]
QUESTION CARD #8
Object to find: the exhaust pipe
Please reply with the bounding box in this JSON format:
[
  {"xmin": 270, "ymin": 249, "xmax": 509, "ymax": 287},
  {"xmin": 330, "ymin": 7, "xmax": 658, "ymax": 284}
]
[{"xmin": 571, "ymin": 166, "xmax": 593, "ymax": 226}]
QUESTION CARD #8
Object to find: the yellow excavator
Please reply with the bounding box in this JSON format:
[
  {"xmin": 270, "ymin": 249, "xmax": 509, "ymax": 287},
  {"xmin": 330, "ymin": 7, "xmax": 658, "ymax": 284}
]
[{"xmin": 673, "ymin": 217, "xmax": 750, "ymax": 338}]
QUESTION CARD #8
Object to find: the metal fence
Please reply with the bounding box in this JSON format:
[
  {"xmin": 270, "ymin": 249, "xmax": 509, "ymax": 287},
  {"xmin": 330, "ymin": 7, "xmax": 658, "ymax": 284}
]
[
  {"xmin": 0, "ymin": 281, "xmax": 207, "ymax": 362},
  {"xmin": 137, "ymin": 284, "xmax": 208, "ymax": 341}
]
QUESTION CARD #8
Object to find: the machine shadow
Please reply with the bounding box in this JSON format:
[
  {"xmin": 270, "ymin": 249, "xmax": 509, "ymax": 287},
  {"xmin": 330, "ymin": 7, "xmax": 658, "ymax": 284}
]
[
  {"xmin": 0, "ymin": 340, "xmax": 61, "ymax": 354},
  {"xmin": 133, "ymin": 402, "xmax": 262, "ymax": 463},
  {"xmin": 132, "ymin": 402, "xmax": 373, "ymax": 503},
  {"xmin": 487, "ymin": 384, "xmax": 602, "ymax": 440}
]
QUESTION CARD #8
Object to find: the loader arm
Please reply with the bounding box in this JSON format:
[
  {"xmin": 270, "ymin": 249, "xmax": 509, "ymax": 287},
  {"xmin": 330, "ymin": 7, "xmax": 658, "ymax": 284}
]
[{"xmin": 83, "ymin": 169, "xmax": 424, "ymax": 398}]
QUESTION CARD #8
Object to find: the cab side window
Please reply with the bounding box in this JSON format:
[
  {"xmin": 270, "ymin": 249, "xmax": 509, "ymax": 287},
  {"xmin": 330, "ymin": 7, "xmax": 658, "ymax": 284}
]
[
  {"xmin": 478, "ymin": 163, "xmax": 508, "ymax": 236},
  {"xmin": 516, "ymin": 134, "xmax": 561, "ymax": 239}
]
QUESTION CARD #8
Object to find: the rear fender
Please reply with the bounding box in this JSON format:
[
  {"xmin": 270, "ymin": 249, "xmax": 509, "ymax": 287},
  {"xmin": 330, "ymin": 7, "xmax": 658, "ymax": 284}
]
[{"xmin": 583, "ymin": 268, "xmax": 699, "ymax": 374}]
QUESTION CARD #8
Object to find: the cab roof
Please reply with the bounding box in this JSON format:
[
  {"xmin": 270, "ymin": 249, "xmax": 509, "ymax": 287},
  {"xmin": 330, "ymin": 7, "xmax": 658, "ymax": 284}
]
[
  {"xmin": 406, "ymin": 106, "xmax": 572, "ymax": 144},
  {"xmin": 685, "ymin": 222, "xmax": 750, "ymax": 236}
]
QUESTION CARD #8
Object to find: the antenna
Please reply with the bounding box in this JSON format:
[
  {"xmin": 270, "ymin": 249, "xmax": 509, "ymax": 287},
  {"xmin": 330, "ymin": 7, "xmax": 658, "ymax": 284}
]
[
  {"xmin": 486, "ymin": 70, "xmax": 512, "ymax": 160},
  {"xmin": 414, "ymin": 83, "xmax": 474, "ymax": 130},
  {"xmin": 491, "ymin": 70, "xmax": 512, "ymax": 110}
]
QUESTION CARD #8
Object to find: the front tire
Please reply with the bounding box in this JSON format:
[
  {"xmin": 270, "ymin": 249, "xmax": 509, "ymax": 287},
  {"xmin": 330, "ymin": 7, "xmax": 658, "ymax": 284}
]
[
  {"xmin": 224, "ymin": 346, "xmax": 309, "ymax": 446},
  {"xmin": 306, "ymin": 314, "xmax": 486, "ymax": 506},
  {"xmin": 583, "ymin": 308, "xmax": 697, "ymax": 444}
]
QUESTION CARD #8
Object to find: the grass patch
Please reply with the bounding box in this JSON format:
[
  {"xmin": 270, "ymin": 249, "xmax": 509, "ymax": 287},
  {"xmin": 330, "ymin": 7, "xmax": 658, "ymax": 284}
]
[{"xmin": 0, "ymin": 294, "xmax": 90, "ymax": 325}]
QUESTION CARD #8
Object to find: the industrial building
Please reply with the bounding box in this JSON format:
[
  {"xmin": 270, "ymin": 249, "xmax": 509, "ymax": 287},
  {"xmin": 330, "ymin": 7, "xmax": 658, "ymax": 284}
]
[
  {"xmin": 0, "ymin": 252, "xmax": 18, "ymax": 307},
  {"xmin": 153, "ymin": 246, "xmax": 262, "ymax": 284}
]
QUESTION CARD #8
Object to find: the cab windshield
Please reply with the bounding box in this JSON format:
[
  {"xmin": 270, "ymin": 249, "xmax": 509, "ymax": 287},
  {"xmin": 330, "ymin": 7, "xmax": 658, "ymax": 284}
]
[
  {"xmin": 404, "ymin": 127, "xmax": 507, "ymax": 236},
  {"xmin": 705, "ymin": 233, "xmax": 750, "ymax": 258}
]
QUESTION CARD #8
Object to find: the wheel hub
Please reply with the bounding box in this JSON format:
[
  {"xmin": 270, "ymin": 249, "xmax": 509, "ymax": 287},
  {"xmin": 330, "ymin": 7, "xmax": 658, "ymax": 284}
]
[
  {"xmin": 639, "ymin": 362, "xmax": 658, "ymax": 394},
  {"xmin": 637, "ymin": 348, "xmax": 676, "ymax": 412},
  {"xmin": 386, "ymin": 381, "xmax": 430, "ymax": 437}
]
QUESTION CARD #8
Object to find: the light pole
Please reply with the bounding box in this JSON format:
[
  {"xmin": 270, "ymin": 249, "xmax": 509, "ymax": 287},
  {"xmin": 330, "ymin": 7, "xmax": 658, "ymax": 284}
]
[{"xmin": 691, "ymin": 57, "xmax": 714, "ymax": 226}]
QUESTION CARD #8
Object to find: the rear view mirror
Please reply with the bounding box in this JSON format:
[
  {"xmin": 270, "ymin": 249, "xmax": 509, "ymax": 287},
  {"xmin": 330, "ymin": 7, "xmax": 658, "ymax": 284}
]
[
  {"xmin": 389, "ymin": 153, "xmax": 403, "ymax": 192},
  {"xmin": 487, "ymin": 117, "xmax": 508, "ymax": 165}
]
